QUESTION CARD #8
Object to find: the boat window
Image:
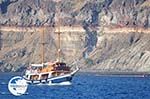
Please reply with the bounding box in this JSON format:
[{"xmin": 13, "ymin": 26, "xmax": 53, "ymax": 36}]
[
  {"xmin": 41, "ymin": 74, "xmax": 49, "ymax": 80},
  {"xmin": 56, "ymin": 62, "xmax": 66, "ymax": 67},
  {"xmin": 30, "ymin": 75, "xmax": 39, "ymax": 80}
]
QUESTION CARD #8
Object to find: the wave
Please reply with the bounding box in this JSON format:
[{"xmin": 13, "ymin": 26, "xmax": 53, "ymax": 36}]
[
  {"xmin": 48, "ymin": 81, "xmax": 72, "ymax": 86},
  {"xmin": 0, "ymin": 82, "xmax": 7, "ymax": 85}
]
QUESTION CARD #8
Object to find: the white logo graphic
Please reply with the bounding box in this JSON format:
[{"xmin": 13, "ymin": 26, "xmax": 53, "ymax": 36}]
[{"xmin": 8, "ymin": 76, "xmax": 28, "ymax": 96}]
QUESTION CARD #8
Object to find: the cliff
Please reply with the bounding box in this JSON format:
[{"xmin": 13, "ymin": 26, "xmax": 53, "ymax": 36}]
[{"xmin": 0, "ymin": 0, "xmax": 150, "ymax": 72}]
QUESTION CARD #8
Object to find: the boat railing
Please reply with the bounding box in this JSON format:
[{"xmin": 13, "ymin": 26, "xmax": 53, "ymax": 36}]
[{"xmin": 69, "ymin": 60, "xmax": 80, "ymax": 71}]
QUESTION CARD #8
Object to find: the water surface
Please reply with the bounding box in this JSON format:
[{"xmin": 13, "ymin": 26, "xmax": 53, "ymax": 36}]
[{"xmin": 0, "ymin": 73, "xmax": 150, "ymax": 99}]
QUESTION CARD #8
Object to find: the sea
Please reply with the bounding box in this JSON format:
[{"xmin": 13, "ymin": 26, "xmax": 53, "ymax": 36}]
[{"xmin": 0, "ymin": 73, "xmax": 150, "ymax": 99}]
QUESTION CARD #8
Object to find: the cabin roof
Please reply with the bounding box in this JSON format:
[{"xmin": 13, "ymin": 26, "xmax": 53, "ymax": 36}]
[{"xmin": 31, "ymin": 64, "xmax": 43, "ymax": 67}]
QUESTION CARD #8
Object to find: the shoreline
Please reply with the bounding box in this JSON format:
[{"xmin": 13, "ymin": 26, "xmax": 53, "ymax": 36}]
[
  {"xmin": 1, "ymin": 71, "xmax": 150, "ymax": 77},
  {"xmin": 78, "ymin": 70, "xmax": 150, "ymax": 77}
]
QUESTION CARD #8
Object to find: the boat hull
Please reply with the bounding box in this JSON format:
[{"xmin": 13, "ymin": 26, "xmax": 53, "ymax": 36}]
[{"xmin": 51, "ymin": 76, "xmax": 72, "ymax": 83}]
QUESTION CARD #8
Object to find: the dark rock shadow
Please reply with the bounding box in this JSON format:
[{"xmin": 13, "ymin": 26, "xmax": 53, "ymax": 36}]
[
  {"xmin": 82, "ymin": 21, "xmax": 98, "ymax": 58},
  {"xmin": 81, "ymin": 2, "xmax": 101, "ymax": 58},
  {"xmin": 82, "ymin": 0, "xmax": 113, "ymax": 58},
  {"xmin": 0, "ymin": 0, "xmax": 18, "ymax": 14}
]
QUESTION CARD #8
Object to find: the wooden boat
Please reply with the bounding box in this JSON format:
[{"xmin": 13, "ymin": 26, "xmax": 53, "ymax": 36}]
[{"xmin": 23, "ymin": 0, "xmax": 79, "ymax": 85}]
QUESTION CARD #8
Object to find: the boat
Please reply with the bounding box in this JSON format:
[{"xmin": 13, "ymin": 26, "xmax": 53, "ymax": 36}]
[
  {"xmin": 23, "ymin": 1, "xmax": 79, "ymax": 85},
  {"xmin": 23, "ymin": 62, "xmax": 79, "ymax": 84}
]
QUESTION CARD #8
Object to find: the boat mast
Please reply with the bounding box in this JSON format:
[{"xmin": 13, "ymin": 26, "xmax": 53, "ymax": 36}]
[
  {"xmin": 41, "ymin": 28, "xmax": 45, "ymax": 64},
  {"xmin": 56, "ymin": 0, "xmax": 61, "ymax": 62}
]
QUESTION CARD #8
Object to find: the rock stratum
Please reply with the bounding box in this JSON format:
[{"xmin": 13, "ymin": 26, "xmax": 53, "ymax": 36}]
[{"xmin": 0, "ymin": 0, "xmax": 150, "ymax": 72}]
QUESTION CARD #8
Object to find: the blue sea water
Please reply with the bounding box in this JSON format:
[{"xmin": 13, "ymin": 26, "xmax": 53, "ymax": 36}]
[{"xmin": 0, "ymin": 73, "xmax": 150, "ymax": 99}]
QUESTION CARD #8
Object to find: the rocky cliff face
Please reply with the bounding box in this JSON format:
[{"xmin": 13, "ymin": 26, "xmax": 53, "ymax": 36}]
[{"xmin": 0, "ymin": 0, "xmax": 150, "ymax": 72}]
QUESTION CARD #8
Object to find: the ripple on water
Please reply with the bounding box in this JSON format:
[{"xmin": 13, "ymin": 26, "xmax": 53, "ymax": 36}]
[{"xmin": 0, "ymin": 73, "xmax": 150, "ymax": 99}]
